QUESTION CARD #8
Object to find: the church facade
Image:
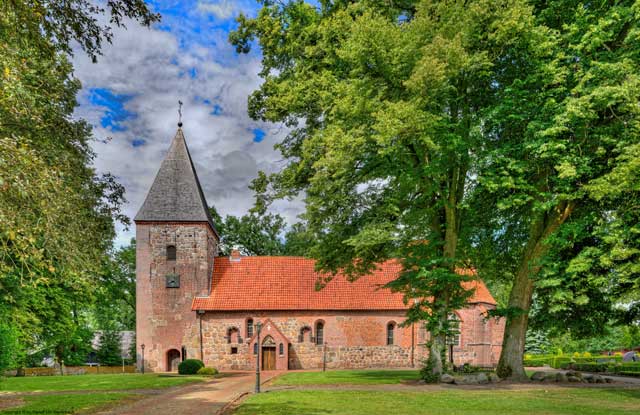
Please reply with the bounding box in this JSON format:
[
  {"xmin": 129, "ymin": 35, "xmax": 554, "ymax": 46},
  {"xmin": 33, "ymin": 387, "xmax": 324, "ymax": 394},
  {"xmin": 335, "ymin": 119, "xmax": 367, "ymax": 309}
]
[{"xmin": 135, "ymin": 127, "xmax": 505, "ymax": 372}]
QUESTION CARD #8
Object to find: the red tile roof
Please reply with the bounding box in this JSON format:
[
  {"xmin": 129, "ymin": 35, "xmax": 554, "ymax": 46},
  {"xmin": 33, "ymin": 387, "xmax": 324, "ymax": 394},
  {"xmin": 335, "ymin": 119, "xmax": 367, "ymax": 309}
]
[{"xmin": 191, "ymin": 256, "xmax": 496, "ymax": 311}]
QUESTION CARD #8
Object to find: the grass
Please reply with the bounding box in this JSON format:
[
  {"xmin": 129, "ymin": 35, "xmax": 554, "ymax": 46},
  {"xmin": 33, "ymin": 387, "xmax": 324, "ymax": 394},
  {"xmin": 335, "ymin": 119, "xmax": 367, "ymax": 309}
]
[
  {"xmin": 272, "ymin": 370, "xmax": 420, "ymax": 386},
  {"xmin": 0, "ymin": 373, "xmax": 203, "ymax": 392},
  {"xmin": 0, "ymin": 393, "xmax": 135, "ymax": 414},
  {"xmin": 234, "ymin": 389, "xmax": 640, "ymax": 415}
]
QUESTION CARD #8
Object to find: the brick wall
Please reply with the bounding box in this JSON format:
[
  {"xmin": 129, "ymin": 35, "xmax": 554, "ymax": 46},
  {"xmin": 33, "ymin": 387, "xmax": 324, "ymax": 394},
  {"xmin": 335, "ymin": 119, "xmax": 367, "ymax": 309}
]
[{"xmin": 135, "ymin": 222, "xmax": 216, "ymax": 372}]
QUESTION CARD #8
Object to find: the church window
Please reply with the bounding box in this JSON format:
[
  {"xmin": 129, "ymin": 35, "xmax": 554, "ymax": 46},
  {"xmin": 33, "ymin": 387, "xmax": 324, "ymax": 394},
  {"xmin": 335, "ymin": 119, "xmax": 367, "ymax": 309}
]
[
  {"xmin": 231, "ymin": 347, "xmax": 238, "ymax": 354},
  {"xmin": 315, "ymin": 321, "xmax": 324, "ymax": 345},
  {"xmin": 447, "ymin": 313, "xmax": 461, "ymax": 346},
  {"xmin": 181, "ymin": 346, "xmax": 187, "ymax": 361},
  {"xmin": 247, "ymin": 318, "xmax": 254, "ymax": 338},
  {"xmin": 167, "ymin": 245, "xmax": 177, "ymax": 261},
  {"xmin": 279, "ymin": 343, "xmax": 284, "ymax": 356},
  {"xmin": 253, "ymin": 342, "xmax": 258, "ymax": 355},
  {"xmin": 387, "ymin": 322, "xmax": 395, "ymax": 345}
]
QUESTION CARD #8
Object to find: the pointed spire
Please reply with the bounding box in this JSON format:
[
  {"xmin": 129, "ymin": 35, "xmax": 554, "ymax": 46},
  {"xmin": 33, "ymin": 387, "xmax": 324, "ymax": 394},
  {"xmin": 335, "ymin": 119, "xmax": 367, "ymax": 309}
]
[{"xmin": 135, "ymin": 128, "xmax": 218, "ymax": 236}]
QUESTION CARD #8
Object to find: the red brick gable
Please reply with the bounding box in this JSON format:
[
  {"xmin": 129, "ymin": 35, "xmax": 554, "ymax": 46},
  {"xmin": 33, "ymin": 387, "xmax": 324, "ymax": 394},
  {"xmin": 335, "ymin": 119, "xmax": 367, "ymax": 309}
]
[{"xmin": 191, "ymin": 256, "xmax": 496, "ymax": 311}]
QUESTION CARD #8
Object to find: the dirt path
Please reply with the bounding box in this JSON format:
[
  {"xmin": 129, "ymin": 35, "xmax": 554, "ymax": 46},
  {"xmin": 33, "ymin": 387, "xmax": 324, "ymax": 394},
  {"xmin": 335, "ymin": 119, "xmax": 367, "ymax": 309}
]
[{"xmin": 94, "ymin": 371, "xmax": 282, "ymax": 415}]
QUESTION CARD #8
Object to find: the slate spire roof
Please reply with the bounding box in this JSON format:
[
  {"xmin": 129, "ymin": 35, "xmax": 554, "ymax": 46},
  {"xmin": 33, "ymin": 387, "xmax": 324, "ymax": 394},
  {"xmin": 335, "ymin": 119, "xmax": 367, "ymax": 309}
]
[{"xmin": 135, "ymin": 127, "xmax": 218, "ymax": 236}]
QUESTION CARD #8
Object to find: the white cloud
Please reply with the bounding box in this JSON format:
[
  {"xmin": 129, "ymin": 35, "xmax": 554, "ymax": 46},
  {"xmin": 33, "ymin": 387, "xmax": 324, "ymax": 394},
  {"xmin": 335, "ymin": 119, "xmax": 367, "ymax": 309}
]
[
  {"xmin": 73, "ymin": 12, "xmax": 304, "ymax": 247},
  {"xmin": 197, "ymin": 0, "xmax": 239, "ymax": 20}
]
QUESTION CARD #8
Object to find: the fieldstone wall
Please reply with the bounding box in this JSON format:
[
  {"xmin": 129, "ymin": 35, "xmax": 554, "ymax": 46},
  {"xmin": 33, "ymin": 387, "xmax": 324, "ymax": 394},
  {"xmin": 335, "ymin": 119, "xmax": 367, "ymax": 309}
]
[{"xmin": 196, "ymin": 309, "xmax": 504, "ymax": 370}]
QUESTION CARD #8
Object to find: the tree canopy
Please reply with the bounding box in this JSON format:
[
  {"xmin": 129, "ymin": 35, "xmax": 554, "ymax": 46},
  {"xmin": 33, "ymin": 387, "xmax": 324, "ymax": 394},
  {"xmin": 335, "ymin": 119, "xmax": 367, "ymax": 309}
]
[
  {"xmin": 232, "ymin": 0, "xmax": 640, "ymax": 380},
  {"xmin": 1, "ymin": 0, "xmax": 156, "ymax": 369}
]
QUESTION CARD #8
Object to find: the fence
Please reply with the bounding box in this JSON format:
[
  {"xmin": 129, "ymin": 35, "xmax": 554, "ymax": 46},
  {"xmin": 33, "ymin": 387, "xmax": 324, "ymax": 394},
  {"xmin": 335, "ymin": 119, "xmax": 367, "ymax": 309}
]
[{"xmin": 4, "ymin": 365, "xmax": 136, "ymax": 377}]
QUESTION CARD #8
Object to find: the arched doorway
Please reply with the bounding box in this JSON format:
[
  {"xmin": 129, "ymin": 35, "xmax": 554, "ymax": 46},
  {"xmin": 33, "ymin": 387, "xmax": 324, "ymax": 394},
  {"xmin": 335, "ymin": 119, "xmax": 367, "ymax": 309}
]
[
  {"xmin": 261, "ymin": 336, "xmax": 276, "ymax": 371},
  {"xmin": 166, "ymin": 349, "xmax": 181, "ymax": 372}
]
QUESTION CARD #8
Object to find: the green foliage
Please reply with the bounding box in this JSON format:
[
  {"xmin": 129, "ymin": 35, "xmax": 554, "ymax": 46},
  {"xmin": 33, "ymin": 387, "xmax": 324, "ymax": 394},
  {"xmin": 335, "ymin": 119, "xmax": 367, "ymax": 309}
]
[
  {"xmin": 419, "ymin": 359, "xmax": 441, "ymax": 384},
  {"xmin": 95, "ymin": 241, "xmax": 136, "ymax": 331},
  {"xmin": 96, "ymin": 331, "xmax": 123, "ymax": 366},
  {"xmin": 178, "ymin": 359, "xmax": 204, "ymax": 375},
  {"xmin": 0, "ymin": 1, "xmax": 155, "ymax": 369},
  {"xmin": 525, "ymin": 330, "xmax": 553, "ymax": 355},
  {"xmin": 0, "ymin": 323, "xmax": 19, "ymax": 372},
  {"xmin": 196, "ymin": 367, "xmax": 218, "ymax": 376},
  {"xmin": 56, "ymin": 326, "xmax": 94, "ymax": 367},
  {"xmin": 209, "ymin": 206, "xmax": 313, "ymax": 256},
  {"xmin": 231, "ymin": 0, "xmax": 541, "ymax": 377}
]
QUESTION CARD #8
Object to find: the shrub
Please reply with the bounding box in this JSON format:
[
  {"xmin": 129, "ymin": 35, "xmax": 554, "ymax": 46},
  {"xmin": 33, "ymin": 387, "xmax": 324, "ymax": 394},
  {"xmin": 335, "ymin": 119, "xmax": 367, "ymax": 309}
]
[
  {"xmin": 419, "ymin": 359, "xmax": 441, "ymax": 383},
  {"xmin": 197, "ymin": 367, "xmax": 218, "ymax": 376},
  {"xmin": 618, "ymin": 371, "xmax": 640, "ymax": 377},
  {"xmin": 523, "ymin": 356, "xmax": 553, "ymax": 367},
  {"xmin": 178, "ymin": 359, "xmax": 204, "ymax": 375},
  {"xmin": 561, "ymin": 362, "xmax": 609, "ymax": 372}
]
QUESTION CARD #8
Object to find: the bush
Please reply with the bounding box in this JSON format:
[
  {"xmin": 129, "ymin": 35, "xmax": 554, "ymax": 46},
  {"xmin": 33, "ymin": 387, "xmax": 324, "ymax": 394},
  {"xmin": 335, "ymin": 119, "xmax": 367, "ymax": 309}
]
[
  {"xmin": 618, "ymin": 371, "xmax": 640, "ymax": 377},
  {"xmin": 419, "ymin": 359, "xmax": 441, "ymax": 383},
  {"xmin": 610, "ymin": 363, "xmax": 640, "ymax": 374},
  {"xmin": 561, "ymin": 362, "xmax": 609, "ymax": 372},
  {"xmin": 178, "ymin": 359, "xmax": 204, "ymax": 375},
  {"xmin": 197, "ymin": 367, "xmax": 218, "ymax": 376}
]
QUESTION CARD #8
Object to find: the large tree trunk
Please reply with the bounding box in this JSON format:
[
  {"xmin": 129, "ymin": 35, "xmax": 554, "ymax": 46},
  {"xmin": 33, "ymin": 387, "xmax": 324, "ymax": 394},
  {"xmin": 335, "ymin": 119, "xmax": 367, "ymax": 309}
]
[
  {"xmin": 496, "ymin": 260, "xmax": 535, "ymax": 380},
  {"xmin": 497, "ymin": 202, "xmax": 575, "ymax": 380}
]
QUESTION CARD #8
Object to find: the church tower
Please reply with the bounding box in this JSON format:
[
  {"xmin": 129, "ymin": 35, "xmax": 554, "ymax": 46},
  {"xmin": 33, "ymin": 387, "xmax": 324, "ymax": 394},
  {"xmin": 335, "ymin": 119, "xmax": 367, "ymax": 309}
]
[{"xmin": 134, "ymin": 125, "xmax": 219, "ymax": 372}]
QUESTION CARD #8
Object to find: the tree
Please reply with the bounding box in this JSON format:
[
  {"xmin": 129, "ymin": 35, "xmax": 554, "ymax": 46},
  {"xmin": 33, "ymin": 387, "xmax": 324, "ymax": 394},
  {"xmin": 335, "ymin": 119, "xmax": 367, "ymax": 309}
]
[
  {"xmin": 96, "ymin": 330, "xmax": 123, "ymax": 366},
  {"xmin": 210, "ymin": 206, "xmax": 285, "ymax": 255},
  {"xmin": 95, "ymin": 241, "xmax": 137, "ymax": 330},
  {"xmin": 232, "ymin": 0, "xmax": 541, "ymax": 380},
  {"xmin": 0, "ymin": 1, "xmax": 157, "ymax": 367},
  {"xmin": 471, "ymin": 0, "xmax": 640, "ymax": 379}
]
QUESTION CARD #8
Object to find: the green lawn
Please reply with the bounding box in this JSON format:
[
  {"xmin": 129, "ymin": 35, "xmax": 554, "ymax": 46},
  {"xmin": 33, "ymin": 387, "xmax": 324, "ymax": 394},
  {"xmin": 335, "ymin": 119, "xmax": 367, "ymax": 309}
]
[
  {"xmin": 0, "ymin": 373, "xmax": 203, "ymax": 392},
  {"xmin": 0, "ymin": 393, "xmax": 135, "ymax": 414},
  {"xmin": 273, "ymin": 370, "xmax": 420, "ymax": 385},
  {"xmin": 234, "ymin": 389, "xmax": 640, "ymax": 415}
]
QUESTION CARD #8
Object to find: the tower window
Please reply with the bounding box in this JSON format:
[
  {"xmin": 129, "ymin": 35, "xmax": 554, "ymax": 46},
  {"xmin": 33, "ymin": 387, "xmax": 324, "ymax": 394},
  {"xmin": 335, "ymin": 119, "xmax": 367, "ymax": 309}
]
[
  {"xmin": 167, "ymin": 245, "xmax": 177, "ymax": 261},
  {"xmin": 387, "ymin": 322, "xmax": 395, "ymax": 346},
  {"xmin": 279, "ymin": 343, "xmax": 284, "ymax": 356},
  {"xmin": 315, "ymin": 321, "xmax": 324, "ymax": 345}
]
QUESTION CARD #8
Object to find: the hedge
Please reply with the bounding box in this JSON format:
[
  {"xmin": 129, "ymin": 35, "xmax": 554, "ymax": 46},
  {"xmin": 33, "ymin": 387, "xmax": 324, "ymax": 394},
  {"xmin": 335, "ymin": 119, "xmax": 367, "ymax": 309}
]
[{"xmin": 524, "ymin": 355, "xmax": 622, "ymax": 369}]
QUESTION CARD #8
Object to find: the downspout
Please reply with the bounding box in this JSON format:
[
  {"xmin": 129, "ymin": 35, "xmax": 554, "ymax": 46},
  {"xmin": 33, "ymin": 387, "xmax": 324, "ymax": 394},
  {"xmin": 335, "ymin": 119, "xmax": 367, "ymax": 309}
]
[
  {"xmin": 411, "ymin": 322, "xmax": 415, "ymax": 368},
  {"xmin": 198, "ymin": 310, "xmax": 205, "ymax": 360}
]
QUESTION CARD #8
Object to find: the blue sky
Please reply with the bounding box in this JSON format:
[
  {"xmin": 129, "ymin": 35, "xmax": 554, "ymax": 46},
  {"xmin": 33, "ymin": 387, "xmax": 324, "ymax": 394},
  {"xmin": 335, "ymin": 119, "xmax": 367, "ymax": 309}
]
[{"xmin": 73, "ymin": 0, "xmax": 303, "ymax": 247}]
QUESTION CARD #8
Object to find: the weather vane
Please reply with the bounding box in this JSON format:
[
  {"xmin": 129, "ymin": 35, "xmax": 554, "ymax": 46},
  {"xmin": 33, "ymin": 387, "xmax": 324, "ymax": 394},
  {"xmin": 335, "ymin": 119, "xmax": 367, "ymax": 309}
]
[{"xmin": 178, "ymin": 100, "xmax": 183, "ymax": 127}]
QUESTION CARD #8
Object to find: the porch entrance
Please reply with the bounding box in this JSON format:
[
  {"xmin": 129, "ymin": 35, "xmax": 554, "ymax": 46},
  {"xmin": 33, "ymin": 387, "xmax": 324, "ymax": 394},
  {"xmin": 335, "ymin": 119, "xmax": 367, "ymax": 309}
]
[
  {"xmin": 167, "ymin": 349, "xmax": 181, "ymax": 372},
  {"xmin": 262, "ymin": 346, "xmax": 276, "ymax": 370}
]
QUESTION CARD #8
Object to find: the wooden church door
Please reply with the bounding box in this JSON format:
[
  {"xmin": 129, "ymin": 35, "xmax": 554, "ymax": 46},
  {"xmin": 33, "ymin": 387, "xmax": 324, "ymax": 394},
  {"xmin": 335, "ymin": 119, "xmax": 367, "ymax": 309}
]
[{"xmin": 262, "ymin": 347, "xmax": 276, "ymax": 370}]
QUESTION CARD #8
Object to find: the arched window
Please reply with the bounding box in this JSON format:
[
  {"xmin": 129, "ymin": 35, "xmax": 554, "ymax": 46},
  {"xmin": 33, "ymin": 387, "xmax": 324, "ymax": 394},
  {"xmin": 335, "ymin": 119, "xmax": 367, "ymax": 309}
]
[
  {"xmin": 298, "ymin": 326, "xmax": 312, "ymax": 343},
  {"xmin": 447, "ymin": 313, "xmax": 461, "ymax": 346},
  {"xmin": 387, "ymin": 322, "xmax": 395, "ymax": 345},
  {"xmin": 167, "ymin": 245, "xmax": 176, "ymax": 261},
  {"xmin": 247, "ymin": 318, "xmax": 254, "ymax": 339},
  {"xmin": 253, "ymin": 342, "xmax": 258, "ymax": 355},
  {"xmin": 315, "ymin": 321, "xmax": 324, "ymax": 345},
  {"xmin": 279, "ymin": 343, "xmax": 284, "ymax": 356}
]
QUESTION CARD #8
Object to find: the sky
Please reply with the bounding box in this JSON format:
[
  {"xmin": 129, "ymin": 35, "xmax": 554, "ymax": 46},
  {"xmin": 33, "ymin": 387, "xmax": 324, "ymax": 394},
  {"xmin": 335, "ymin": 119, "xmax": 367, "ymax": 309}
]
[{"xmin": 73, "ymin": 0, "xmax": 304, "ymax": 247}]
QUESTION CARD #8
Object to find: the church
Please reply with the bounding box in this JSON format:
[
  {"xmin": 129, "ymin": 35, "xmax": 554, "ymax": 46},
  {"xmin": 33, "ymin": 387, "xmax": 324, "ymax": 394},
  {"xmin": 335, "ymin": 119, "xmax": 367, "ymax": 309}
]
[{"xmin": 135, "ymin": 126, "xmax": 505, "ymax": 372}]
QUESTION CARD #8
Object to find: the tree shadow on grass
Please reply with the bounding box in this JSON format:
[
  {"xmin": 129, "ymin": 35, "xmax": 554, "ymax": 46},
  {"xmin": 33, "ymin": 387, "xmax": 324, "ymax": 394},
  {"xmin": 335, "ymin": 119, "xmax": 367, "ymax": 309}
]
[{"xmin": 235, "ymin": 401, "xmax": 334, "ymax": 415}]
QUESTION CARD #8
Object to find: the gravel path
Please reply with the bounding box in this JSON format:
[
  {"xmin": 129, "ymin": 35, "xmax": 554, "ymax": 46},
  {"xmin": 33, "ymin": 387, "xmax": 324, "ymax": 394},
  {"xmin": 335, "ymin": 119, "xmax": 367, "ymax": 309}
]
[{"xmin": 93, "ymin": 371, "xmax": 282, "ymax": 415}]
